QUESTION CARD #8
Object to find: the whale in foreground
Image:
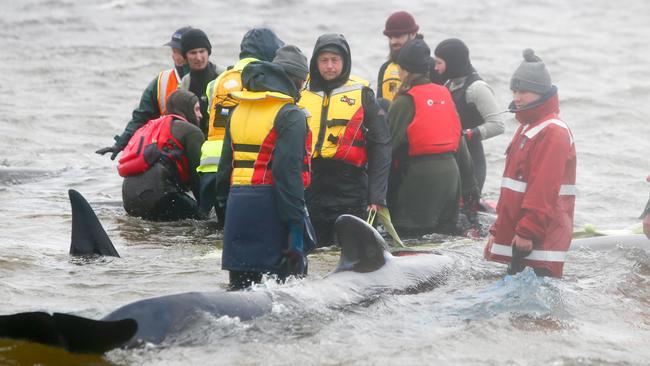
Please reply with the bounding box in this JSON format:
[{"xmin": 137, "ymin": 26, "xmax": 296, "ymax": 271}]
[{"xmin": 0, "ymin": 214, "xmax": 454, "ymax": 354}]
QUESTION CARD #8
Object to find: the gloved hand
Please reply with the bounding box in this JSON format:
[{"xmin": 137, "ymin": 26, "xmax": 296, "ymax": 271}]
[
  {"xmin": 462, "ymin": 187, "xmax": 481, "ymax": 224},
  {"xmin": 463, "ymin": 127, "xmax": 481, "ymax": 141},
  {"xmin": 280, "ymin": 222, "xmax": 306, "ymax": 275},
  {"xmin": 95, "ymin": 144, "xmax": 122, "ymax": 160}
]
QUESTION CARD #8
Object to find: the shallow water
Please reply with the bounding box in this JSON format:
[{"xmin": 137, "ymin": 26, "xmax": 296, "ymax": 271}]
[{"xmin": 1, "ymin": 0, "xmax": 649, "ymax": 365}]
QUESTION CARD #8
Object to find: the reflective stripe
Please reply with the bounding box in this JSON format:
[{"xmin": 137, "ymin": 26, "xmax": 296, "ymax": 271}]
[
  {"xmin": 523, "ymin": 118, "xmax": 574, "ymax": 145},
  {"xmin": 331, "ymin": 83, "xmax": 364, "ymax": 95},
  {"xmin": 501, "ymin": 177, "xmax": 527, "ymax": 193},
  {"xmin": 200, "ymin": 157, "xmax": 220, "ymax": 166},
  {"xmin": 501, "ymin": 177, "xmax": 577, "ymax": 196},
  {"xmin": 490, "ymin": 243, "xmax": 567, "ymax": 262}
]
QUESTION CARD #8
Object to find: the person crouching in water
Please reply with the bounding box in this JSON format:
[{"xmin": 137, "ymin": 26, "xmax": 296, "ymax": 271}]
[
  {"xmin": 386, "ymin": 38, "xmax": 463, "ymax": 237},
  {"xmin": 217, "ymin": 45, "xmax": 315, "ymax": 290},
  {"xmin": 119, "ymin": 90, "xmax": 205, "ymax": 220},
  {"xmin": 484, "ymin": 49, "xmax": 576, "ymax": 278}
]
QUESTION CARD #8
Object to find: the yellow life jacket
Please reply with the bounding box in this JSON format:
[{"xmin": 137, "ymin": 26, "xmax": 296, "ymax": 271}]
[
  {"xmin": 229, "ymin": 90, "xmax": 308, "ymax": 186},
  {"xmin": 206, "ymin": 58, "xmax": 258, "ymax": 141},
  {"xmin": 300, "ymin": 76, "xmax": 369, "ymax": 167},
  {"xmin": 379, "ymin": 62, "xmax": 401, "ymax": 102},
  {"xmin": 156, "ymin": 68, "xmax": 181, "ymax": 114}
]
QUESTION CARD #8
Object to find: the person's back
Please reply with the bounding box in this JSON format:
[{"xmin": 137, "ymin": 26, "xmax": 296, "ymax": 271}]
[
  {"xmin": 387, "ymin": 39, "xmax": 462, "ymax": 236},
  {"xmin": 218, "ymin": 46, "xmax": 314, "ymax": 290},
  {"xmin": 197, "ymin": 28, "xmax": 284, "ymax": 221},
  {"xmin": 121, "ymin": 90, "xmax": 205, "ymax": 221}
]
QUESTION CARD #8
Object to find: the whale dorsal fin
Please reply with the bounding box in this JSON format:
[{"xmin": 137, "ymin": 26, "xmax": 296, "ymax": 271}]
[
  {"xmin": 69, "ymin": 189, "xmax": 120, "ymax": 257},
  {"xmin": 333, "ymin": 214, "xmax": 388, "ymax": 273}
]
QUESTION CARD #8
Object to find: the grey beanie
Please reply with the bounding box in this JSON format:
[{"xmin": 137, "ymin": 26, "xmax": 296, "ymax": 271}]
[
  {"xmin": 510, "ymin": 48, "xmax": 552, "ymax": 94},
  {"xmin": 273, "ymin": 45, "xmax": 309, "ymax": 80}
]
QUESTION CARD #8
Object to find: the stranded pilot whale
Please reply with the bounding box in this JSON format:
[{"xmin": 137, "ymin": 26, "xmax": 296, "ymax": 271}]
[{"xmin": 0, "ymin": 213, "xmax": 454, "ymax": 354}]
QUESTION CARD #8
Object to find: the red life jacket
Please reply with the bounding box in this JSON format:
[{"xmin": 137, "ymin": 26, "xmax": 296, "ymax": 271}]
[
  {"xmin": 117, "ymin": 114, "xmax": 189, "ymax": 182},
  {"xmin": 406, "ymin": 83, "xmax": 461, "ymax": 156}
]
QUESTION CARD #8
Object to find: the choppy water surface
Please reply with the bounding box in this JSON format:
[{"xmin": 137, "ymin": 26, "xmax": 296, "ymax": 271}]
[{"xmin": 1, "ymin": 0, "xmax": 649, "ymax": 365}]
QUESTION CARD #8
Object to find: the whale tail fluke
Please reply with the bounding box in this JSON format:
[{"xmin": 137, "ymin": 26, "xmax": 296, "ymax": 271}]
[
  {"xmin": 333, "ymin": 214, "xmax": 388, "ymax": 273},
  {"xmin": 69, "ymin": 189, "xmax": 120, "ymax": 257},
  {"xmin": 0, "ymin": 311, "xmax": 137, "ymax": 354}
]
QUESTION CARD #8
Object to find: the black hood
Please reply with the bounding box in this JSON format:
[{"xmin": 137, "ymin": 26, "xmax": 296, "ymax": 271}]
[
  {"xmin": 239, "ymin": 28, "xmax": 285, "ymax": 62},
  {"xmin": 241, "ymin": 61, "xmax": 300, "ymax": 100},
  {"xmin": 166, "ymin": 90, "xmax": 199, "ymax": 125},
  {"xmin": 308, "ymin": 33, "xmax": 352, "ymax": 92}
]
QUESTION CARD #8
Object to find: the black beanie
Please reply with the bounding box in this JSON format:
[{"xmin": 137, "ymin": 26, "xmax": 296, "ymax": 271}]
[
  {"xmin": 434, "ymin": 38, "xmax": 473, "ymax": 79},
  {"xmin": 181, "ymin": 28, "xmax": 212, "ymax": 56},
  {"xmin": 396, "ymin": 38, "xmax": 431, "ymax": 75}
]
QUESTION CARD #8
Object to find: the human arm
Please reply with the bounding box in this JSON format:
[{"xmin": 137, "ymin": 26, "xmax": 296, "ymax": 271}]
[
  {"xmin": 175, "ymin": 122, "xmax": 205, "ymax": 200},
  {"xmin": 386, "ymin": 93, "xmax": 414, "ymax": 157},
  {"xmin": 272, "ymin": 106, "xmax": 309, "ymax": 226},
  {"xmin": 465, "ymin": 80, "xmax": 505, "ymax": 141},
  {"xmin": 515, "ymin": 126, "xmax": 575, "ymax": 242},
  {"xmin": 96, "ymin": 77, "xmax": 162, "ymax": 159},
  {"xmin": 362, "ymin": 87, "xmax": 391, "ymax": 207}
]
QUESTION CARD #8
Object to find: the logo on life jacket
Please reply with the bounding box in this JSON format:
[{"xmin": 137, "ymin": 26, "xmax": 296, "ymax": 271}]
[{"xmin": 340, "ymin": 95, "xmax": 356, "ymax": 106}]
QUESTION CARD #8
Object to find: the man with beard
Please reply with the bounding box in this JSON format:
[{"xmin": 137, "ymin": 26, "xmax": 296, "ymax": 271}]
[
  {"xmin": 302, "ymin": 34, "xmax": 391, "ymax": 246},
  {"xmin": 119, "ymin": 90, "xmax": 205, "ymax": 221},
  {"xmin": 178, "ymin": 28, "xmax": 223, "ymax": 136},
  {"xmin": 377, "ymin": 11, "xmax": 442, "ymax": 106},
  {"xmin": 96, "ymin": 26, "xmax": 193, "ymax": 160}
]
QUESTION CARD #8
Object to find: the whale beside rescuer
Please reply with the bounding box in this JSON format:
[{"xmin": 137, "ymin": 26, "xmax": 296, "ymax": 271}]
[{"xmin": 86, "ymin": 9, "xmax": 650, "ymax": 284}]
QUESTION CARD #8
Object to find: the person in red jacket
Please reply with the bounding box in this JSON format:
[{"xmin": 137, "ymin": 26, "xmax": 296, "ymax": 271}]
[{"xmin": 484, "ymin": 49, "xmax": 577, "ymax": 278}]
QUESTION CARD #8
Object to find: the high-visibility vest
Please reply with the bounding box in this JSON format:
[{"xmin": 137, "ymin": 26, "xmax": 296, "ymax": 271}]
[{"xmin": 156, "ymin": 68, "xmax": 181, "ymax": 114}]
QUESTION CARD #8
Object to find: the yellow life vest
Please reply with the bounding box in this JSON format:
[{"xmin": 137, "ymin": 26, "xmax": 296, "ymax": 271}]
[
  {"xmin": 300, "ymin": 76, "xmax": 369, "ymax": 166},
  {"xmin": 206, "ymin": 58, "xmax": 258, "ymax": 141},
  {"xmin": 229, "ymin": 90, "xmax": 294, "ymax": 186},
  {"xmin": 379, "ymin": 62, "xmax": 401, "ymax": 102},
  {"xmin": 156, "ymin": 68, "xmax": 181, "ymax": 114}
]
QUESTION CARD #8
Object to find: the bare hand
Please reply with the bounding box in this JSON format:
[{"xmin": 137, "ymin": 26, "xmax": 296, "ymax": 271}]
[
  {"xmin": 643, "ymin": 214, "xmax": 650, "ymax": 240},
  {"xmin": 367, "ymin": 204, "xmax": 382, "ymax": 212}
]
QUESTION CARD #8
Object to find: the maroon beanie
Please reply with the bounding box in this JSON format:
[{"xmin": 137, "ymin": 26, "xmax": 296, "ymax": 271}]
[{"xmin": 383, "ymin": 11, "xmax": 419, "ymax": 37}]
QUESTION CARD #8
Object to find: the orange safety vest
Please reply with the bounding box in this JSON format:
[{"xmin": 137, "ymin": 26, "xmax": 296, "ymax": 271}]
[{"xmin": 156, "ymin": 68, "xmax": 181, "ymax": 115}]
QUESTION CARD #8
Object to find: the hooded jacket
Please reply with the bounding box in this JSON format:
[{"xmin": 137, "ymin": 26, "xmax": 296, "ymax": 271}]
[
  {"xmin": 121, "ymin": 90, "xmax": 205, "ymax": 218},
  {"xmin": 303, "ymin": 34, "xmax": 391, "ymax": 211},
  {"xmin": 216, "ymin": 61, "xmax": 308, "ymax": 225},
  {"xmin": 485, "ymin": 90, "xmax": 576, "ymax": 277}
]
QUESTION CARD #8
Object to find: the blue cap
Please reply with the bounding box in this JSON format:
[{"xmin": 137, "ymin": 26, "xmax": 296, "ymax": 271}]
[{"xmin": 164, "ymin": 26, "xmax": 192, "ymax": 49}]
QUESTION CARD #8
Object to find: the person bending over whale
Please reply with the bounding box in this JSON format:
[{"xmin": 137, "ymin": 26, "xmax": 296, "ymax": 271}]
[
  {"xmin": 216, "ymin": 45, "xmax": 315, "ymax": 290},
  {"xmin": 119, "ymin": 90, "xmax": 205, "ymax": 221}
]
